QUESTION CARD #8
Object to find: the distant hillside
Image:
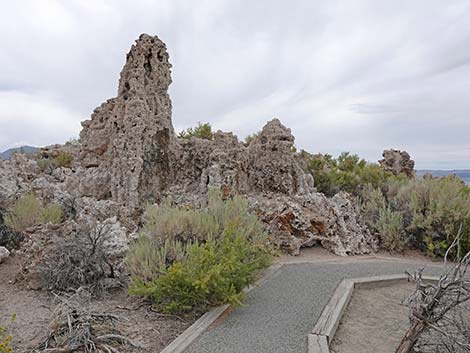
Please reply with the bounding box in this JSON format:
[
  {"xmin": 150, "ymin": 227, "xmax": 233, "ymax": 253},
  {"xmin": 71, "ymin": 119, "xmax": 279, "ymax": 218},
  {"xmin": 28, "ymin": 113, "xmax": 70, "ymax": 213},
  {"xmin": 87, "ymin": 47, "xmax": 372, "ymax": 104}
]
[
  {"xmin": 0, "ymin": 146, "xmax": 39, "ymax": 160},
  {"xmin": 416, "ymin": 169, "xmax": 470, "ymax": 185}
]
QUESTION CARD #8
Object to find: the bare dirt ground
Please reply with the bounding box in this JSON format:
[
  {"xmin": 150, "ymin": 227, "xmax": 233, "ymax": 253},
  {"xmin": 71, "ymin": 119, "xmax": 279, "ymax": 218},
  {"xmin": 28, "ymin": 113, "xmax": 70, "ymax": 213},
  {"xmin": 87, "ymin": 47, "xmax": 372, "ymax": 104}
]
[
  {"xmin": 330, "ymin": 282, "xmax": 415, "ymax": 353},
  {"xmin": 279, "ymin": 246, "xmax": 442, "ymax": 266},
  {"xmin": 0, "ymin": 254, "xmax": 194, "ymax": 353}
]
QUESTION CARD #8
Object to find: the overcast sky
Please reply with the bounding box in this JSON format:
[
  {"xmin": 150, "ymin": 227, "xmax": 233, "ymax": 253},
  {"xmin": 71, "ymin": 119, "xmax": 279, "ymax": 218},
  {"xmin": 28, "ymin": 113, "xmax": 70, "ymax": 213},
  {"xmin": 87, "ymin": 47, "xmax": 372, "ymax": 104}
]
[{"xmin": 1, "ymin": 0, "xmax": 469, "ymax": 169}]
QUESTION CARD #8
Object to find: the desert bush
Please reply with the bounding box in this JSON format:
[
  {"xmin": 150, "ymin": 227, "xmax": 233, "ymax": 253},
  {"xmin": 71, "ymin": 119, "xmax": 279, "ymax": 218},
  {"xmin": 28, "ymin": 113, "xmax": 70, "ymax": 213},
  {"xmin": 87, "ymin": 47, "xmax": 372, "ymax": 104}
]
[
  {"xmin": 126, "ymin": 237, "xmax": 189, "ymax": 284},
  {"xmin": 305, "ymin": 152, "xmax": 398, "ymax": 196},
  {"xmin": 139, "ymin": 189, "xmax": 268, "ymax": 247},
  {"xmin": 37, "ymin": 152, "xmax": 73, "ymax": 173},
  {"xmin": 127, "ymin": 189, "xmax": 272, "ymax": 314},
  {"xmin": 39, "ymin": 223, "xmax": 118, "ymax": 292},
  {"xmin": 178, "ymin": 122, "xmax": 213, "ymax": 140},
  {"xmin": 360, "ymin": 184, "xmax": 386, "ymax": 232},
  {"xmin": 0, "ymin": 314, "xmax": 15, "ymax": 353},
  {"xmin": 130, "ymin": 234, "xmax": 271, "ymax": 314},
  {"xmin": 4, "ymin": 194, "xmax": 62, "ymax": 232},
  {"xmin": 360, "ymin": 176, "xmax": 470, "ymax": 256},
  {"xmin": 376, "ymin": 207, "xmax": 405, "ymax": 252},
  {"xmin": 53, "ymin": 152, "xmax": 73, "ymax": 168}
]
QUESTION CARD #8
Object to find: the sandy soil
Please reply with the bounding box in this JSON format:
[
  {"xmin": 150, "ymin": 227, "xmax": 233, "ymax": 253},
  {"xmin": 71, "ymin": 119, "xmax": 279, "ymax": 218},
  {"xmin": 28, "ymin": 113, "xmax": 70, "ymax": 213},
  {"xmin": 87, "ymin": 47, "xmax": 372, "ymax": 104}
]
[
  {"xmin": 278, "ymin": 246, "xmax": 441, "ymax": 265},
  {"xmin": 330, "ymin": 282, "xmax": 415, "ymax": 353},
  {"xmin": 0, "ymin": 254, "xmax": 194, "ymax": 352}
]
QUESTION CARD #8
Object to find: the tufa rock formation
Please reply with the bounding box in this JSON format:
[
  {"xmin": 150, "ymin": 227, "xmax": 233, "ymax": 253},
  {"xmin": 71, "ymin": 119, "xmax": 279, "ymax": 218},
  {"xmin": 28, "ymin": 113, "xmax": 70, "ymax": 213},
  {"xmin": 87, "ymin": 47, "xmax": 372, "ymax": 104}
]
[
  {"xmin": 379, "ymin": 149, "xmax": 415, "ymax": 178},
  {"xmin": 80, "ymin": 34, "xmax": 175, "ymax": 208},
  {"xmin": 0, "ymin": 34, "xmax": 379, "ymax": 259}
]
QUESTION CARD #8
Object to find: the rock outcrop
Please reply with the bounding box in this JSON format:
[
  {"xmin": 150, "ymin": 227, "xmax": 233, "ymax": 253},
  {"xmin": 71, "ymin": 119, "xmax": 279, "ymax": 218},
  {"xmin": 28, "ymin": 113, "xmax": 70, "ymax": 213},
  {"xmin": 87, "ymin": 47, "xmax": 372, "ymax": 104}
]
[
  {"xmin": 0, "ymin": 33, "xmax": 379, "ymax": 258},
  {"xmin": 379, "ymin": 149, "xmax": 415, "ymax": 178},
  {"xmin": 80, "ymin": 34, "xmax": 175, "ymax": 209}
]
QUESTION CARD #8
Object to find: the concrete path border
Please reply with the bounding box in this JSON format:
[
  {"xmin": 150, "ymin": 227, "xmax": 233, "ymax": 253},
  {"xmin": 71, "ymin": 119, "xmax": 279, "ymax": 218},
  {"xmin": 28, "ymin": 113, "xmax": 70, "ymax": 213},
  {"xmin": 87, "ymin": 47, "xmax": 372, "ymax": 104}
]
[
  {"xmin": 160, "ymin": 264, "xmax": 282, "ymax": 353},
  {"xmin": 308, "ymin": 274, "xmax": 439, "ymax": 353}
]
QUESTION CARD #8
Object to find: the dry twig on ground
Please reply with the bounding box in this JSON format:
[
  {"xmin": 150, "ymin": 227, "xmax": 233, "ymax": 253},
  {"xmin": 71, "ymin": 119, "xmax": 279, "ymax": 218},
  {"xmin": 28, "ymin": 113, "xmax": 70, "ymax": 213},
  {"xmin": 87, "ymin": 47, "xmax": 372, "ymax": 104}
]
[{"xmin": 31, "ymin": 289, "xmax": 142, "ymax": 353}]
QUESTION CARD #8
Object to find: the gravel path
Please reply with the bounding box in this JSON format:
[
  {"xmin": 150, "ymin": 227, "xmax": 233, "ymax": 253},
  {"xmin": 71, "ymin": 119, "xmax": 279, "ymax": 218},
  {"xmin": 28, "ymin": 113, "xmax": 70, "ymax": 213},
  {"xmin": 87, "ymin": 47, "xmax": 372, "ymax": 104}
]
[{"xmin": 184, "ymin": 260, "xmax": 444, "ymax": 353}]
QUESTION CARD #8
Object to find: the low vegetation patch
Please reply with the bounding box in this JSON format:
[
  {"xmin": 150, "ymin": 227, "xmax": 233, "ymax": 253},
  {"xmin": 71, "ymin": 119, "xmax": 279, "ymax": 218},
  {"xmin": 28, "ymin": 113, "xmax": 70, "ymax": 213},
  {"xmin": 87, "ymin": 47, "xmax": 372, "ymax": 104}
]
[
  {"xmin": 0, "ymin": 314, "xmax": 15, "ymax": 353},
  {"xmin": 127, "ymin": 189, "xmax": 272, "ymax": 314},
  {"xmin": 4, "ymin": 194, "xmax": 62, "ymax": 232},
  {"xmin": 361, "ymin": 176, "xmax": 470, "ymax": 256},
  {"xmin": 178, "ymin": 122, "xmax": 213, "ymax": 140},
  {"xmin": 37, "ymin": 151, "xmax": 73, "ymax": 173},
  {"xmin": 302, "ymin": 151, "xmax": 401, "ymax": 196}
]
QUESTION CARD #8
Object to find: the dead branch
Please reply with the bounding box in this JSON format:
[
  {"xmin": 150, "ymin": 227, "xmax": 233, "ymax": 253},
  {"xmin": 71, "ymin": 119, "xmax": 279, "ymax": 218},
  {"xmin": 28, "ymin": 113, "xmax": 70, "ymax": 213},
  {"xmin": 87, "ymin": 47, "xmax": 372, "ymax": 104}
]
[
  {"xmin": 31, "ymin": 290, "xmax": 143, "ymax": 353},
  {"xmin": 396, "ymin": 224, "xmax": 470, "ymax": 353}
]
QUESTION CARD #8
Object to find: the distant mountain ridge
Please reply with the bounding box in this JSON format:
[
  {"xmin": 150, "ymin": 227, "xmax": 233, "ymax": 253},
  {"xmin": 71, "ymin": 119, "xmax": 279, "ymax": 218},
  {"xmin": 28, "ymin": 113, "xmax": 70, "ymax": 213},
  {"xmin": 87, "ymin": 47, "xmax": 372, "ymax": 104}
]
[
  {"xmin": 416, "ymin": 169, "xmax": 470, "ymax": 185},
  {"xmin": 0, "ymin": 146, "xmax": 39, "ymax": 160}
]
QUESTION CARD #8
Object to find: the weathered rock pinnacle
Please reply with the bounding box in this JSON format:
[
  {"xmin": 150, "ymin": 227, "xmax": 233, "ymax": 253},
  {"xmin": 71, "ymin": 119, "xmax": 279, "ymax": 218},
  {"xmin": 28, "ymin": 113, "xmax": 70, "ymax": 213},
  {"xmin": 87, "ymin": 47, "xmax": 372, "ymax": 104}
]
[{"xmin": 79, "ymin": 34, "xmax": 175, "ymax": 208}]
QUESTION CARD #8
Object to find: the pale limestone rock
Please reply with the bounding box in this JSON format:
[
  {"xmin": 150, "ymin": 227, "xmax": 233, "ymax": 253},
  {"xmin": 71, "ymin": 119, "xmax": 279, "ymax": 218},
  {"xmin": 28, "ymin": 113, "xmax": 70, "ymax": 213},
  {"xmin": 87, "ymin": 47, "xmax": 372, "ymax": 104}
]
[{"xmin": 0, "ymin": 246, "xmax": 9, "ymax": 263}]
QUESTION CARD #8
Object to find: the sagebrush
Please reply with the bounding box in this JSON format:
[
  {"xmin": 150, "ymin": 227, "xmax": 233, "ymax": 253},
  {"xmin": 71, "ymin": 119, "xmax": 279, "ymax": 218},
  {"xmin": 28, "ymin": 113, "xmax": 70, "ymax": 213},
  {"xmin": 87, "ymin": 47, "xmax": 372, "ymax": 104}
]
[
  {"xmin": 0, "ymin": 314, "xmax": 15, "ymax": 353},
  {"xmin": 361, "ymin": 176, "xmax": 470, "ymax": 256},
  {"xmin": 37, "ymin": 151, "xmax": 73, "ymax": 173},
  {"xmin": 4, "ymin": 194, "xmax": 62, "ymax": 232},
  {"xmin": 127, "ymin": 189, "xmax": 272, "ymax": 313}
]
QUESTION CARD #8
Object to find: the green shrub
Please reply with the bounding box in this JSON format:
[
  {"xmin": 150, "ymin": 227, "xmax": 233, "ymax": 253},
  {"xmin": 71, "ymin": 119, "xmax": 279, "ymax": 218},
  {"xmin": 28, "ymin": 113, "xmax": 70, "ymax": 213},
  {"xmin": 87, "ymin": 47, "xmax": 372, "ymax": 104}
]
[
  {"xmin": 127, "ymin": 189, "xmax": 272, "ymax": 314},
  {"xmin": 360, "ymin": 183, "xmax": 386, "ymax": 233},
  {"xmin": 130, "ymin": 234, "xmax": 271, "ymax": 314},
  {"xmin": 126, "ymin": 237, "xmax": 189, "ymax": 284},
  {"xmin": 178, "ymin": 122, "xmax": 213, "ymax": 140},
  {"xmin": 4, "ymin": 194, "xmax": 62, "ymax": 231},
  {"xmin": 138, "ymin": 189, "xmax": 268, "ymax": 247},
  {"xmin": 41, "ymin": 203, "xmax": 63, "ymax": 224},
  {"xmin": 376, "ymin": 207, "xmax": 405, "ymax": 252},
  {"xmin": 53, "ymin": 152, "xmax": 73, "ymax": 168},
  {"xmin": 0, "ymin": 314, "xmax": 15, "ymax": 353},
  {"xmin": 360, "ymin": 177, "xmax": 470, "ymax": 256},
  {"xmin": 305, "ymin": 152, "xmax": 399, "ymax": 196}
]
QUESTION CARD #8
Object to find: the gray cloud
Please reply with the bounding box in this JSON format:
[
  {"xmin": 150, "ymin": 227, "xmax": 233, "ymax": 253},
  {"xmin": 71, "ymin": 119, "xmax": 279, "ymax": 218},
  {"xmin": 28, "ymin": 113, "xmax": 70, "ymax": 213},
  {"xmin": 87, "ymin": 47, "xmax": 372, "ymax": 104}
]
[{"xmin": 0, "ymin": 0, "xmax": 469, "ymax": 169}]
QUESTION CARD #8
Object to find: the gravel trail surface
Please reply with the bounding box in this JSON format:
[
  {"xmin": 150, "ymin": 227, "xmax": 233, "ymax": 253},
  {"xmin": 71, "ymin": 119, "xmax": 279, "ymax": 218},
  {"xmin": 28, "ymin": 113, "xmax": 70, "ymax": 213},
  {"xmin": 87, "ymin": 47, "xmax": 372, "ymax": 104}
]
[{"xmin": 185, "ymin": 260, "xmax": 443, "ymax": 353}]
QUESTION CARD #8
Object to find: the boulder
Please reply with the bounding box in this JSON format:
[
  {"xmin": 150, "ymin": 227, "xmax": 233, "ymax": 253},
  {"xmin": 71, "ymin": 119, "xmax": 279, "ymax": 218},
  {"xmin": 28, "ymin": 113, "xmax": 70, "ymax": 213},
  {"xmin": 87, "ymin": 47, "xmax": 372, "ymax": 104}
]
[
  {"xmin": 251, "ymin": 192, "xmax": 377, "ymax": 256},
  {"xmin": 0, "ymin": 246, "xmax": 10, "ymax": 263}
]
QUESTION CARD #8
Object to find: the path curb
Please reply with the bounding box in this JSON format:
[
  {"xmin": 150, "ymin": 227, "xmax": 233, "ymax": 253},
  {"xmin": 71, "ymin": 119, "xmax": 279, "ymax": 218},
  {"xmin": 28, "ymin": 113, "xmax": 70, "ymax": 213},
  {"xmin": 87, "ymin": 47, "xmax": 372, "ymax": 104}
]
[{"xmin": 308, "ymin": 274, "xmax": 439, "ymax": 353}]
